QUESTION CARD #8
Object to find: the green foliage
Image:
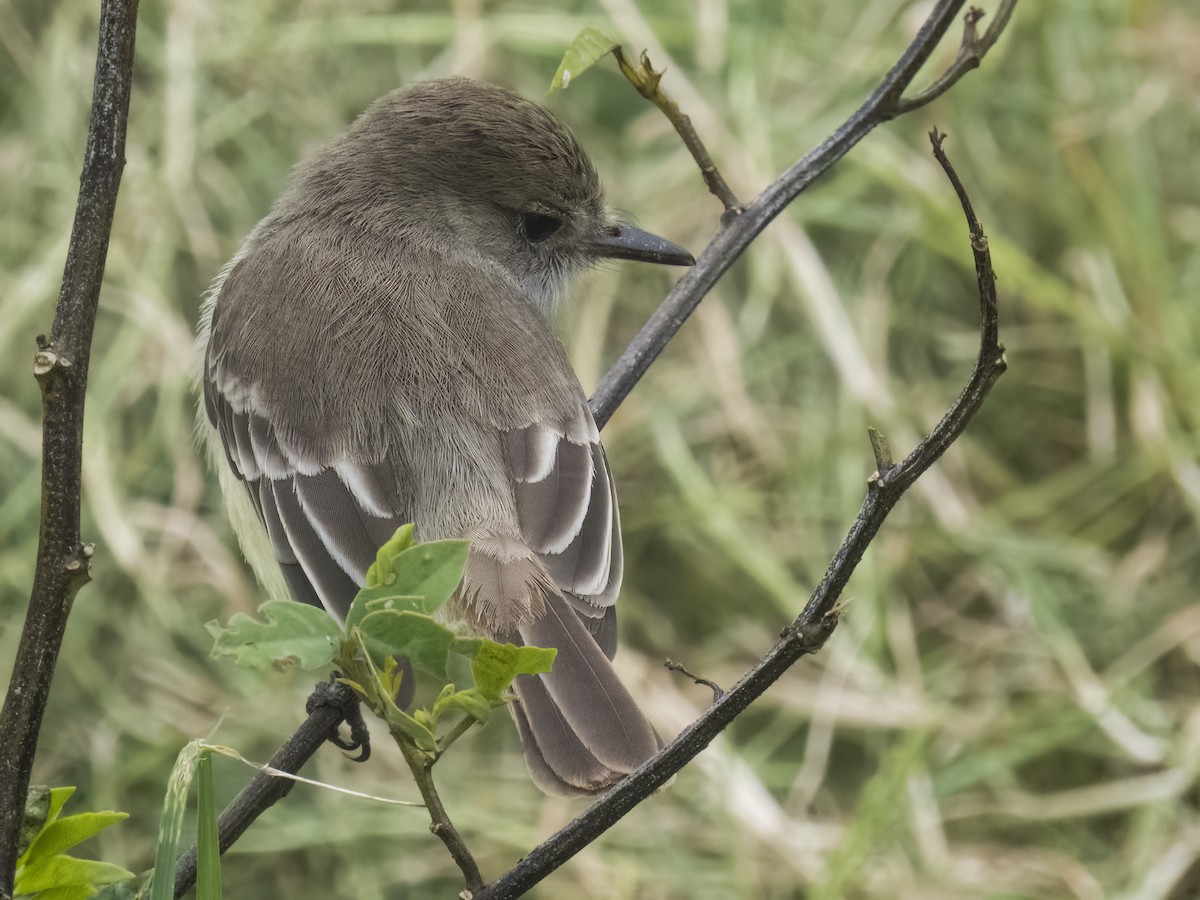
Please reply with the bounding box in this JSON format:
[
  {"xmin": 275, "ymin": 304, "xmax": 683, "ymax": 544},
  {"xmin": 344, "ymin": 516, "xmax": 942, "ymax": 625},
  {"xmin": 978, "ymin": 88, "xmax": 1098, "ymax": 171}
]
[
  {"xmin": 194, "ymin": 750, "xmax": 222, "ymax": 900},
  {"xmin": 148, "ymin": 742, "xmax": 201, "ymax": 900},
  {"xmin": 206, "ymin": 527, "xmax": 555, "ymax": 759},
  {"xmin": 206, "ymin": 601, "xmax": 341, "ymax": 670},
  {"xmin": 548, "ymin": 26, "xmax": 620, "ymax": 92},
  {"xmin": 15, "ymin": 786, "xmax": 133, "ymax": 900},
  {"xmin": 348, "ymin": 539, "xmax": 471, "ymax": 625}
]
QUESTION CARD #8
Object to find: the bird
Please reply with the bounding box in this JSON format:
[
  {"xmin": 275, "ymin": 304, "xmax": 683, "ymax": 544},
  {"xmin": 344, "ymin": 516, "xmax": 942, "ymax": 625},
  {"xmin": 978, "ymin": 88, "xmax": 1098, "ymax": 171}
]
[{"xmin": 197, "ymin": 77, "xmax": 694, "ymax": 795}]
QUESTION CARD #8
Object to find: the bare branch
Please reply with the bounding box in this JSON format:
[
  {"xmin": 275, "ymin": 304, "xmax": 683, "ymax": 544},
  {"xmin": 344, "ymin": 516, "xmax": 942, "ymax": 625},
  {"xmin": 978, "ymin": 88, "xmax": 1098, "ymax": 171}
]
[
  {"xmin": 398, "ymin": 737, "xmax": 483, "ymax": 896},
  {"xmin": 664, "ymin": 658, "xmax": 725, "ymax": 703},
  {"xmin": 590, "ymin": 0, "xmax": 1015, "ymax": 428},
  {"xmin": 474, "ymin": 128, "xmax": 1006, "ymax": 900},
  {"xmin": 612, "ymin": 47, "xmax": 743, "ymax": 215},
  {"xmin": 896, "ymin": 2, "xmax": 1019, "ymax": 115},
  {"xmin": 0, "ymin": 1, "xmax": 140, "ymax": 893}
]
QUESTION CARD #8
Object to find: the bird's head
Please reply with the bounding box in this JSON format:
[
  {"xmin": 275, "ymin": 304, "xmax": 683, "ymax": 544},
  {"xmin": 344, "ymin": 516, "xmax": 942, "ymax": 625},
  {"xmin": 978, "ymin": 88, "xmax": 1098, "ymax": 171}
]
[{"xmin": 289, "ymin": 77, "xmax": 693, "ymax": 315}]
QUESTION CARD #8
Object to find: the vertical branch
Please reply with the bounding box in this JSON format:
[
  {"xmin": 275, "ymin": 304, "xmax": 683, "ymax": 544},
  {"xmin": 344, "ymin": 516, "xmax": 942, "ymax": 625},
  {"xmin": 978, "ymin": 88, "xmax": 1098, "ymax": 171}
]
[{"xmin": 0, "ymin": 1, "xmax": 140, "ymax": 894}]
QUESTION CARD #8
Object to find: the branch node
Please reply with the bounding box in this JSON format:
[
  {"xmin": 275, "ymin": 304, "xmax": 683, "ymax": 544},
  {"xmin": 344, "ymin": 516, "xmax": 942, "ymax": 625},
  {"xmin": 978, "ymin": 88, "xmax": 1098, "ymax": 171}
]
[
  {"xmin": 62, "ymin": 544, "xmax": 94, "ymax": 587},
  {"xmin": 33, "ymin": 346, "xmax": 68, "ymax": 381},
  {"xmin": 664, "ymin": 658, "xmax": 724, "ymax": 703},
  {"xmin": 781, "ymin": 615, "xmax": 838, "ymax": 653},
  {"xmin": 867, "ymin": 426, "xmax": 895, "ymax": 476},
  {"xmin": 612, "ymin": 45, "xmax": 741, "ymax": 213}
]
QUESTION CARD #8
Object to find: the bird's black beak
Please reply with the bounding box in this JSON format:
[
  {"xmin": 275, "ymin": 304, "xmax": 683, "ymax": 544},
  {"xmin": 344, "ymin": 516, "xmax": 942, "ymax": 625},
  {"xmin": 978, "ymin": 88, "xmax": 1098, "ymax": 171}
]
[{"xmin": 590, "ymin": 224, "xmax": 695, "ymax": 266}]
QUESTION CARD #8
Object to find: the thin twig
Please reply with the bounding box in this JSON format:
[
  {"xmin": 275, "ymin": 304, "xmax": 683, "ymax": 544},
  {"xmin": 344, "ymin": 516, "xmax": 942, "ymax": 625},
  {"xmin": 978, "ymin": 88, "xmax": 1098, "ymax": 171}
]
[
  {"xmin": 0, "ymin": 2, "xmax": 139, "ymax": 894},
  {"xmin": 896, "ymin": 2, "xmax": 1019, "ymax": 115},
  {"xmin": 474, "ymin": 128, "xmax": 1006, "ymax": 900},
  {"xmin": 868, "ymin": 426, "xmax": 896, "ymax": 477},
  {"xmin": 664, "ymin": 658, "xmax": 724, "ymax": 703},
  {"xmin": 434, "ymin": 715, "xmax": 478, "ymax": 762},
  {"xmin": 590, "ymin": 0, "xmax": 1011, "ymax": 428},
  {"xmin": 612, "ymin": 47, "xmax": 742, "ymax": 215},
  {"xmin": 397, "ymin": 737, "xmax": 483, "ymax": 896}
]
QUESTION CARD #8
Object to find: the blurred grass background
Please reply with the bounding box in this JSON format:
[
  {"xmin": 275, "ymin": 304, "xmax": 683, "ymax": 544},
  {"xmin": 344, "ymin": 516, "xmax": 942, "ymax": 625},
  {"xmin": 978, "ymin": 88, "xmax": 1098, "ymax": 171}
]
[{"xmin": 3, "ymin": 0, "xmax": 1200, "ymax": 897}]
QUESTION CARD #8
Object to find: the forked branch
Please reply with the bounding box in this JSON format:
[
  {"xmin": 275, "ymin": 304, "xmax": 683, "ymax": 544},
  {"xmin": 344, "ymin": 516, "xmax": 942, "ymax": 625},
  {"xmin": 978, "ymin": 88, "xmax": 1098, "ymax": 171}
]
[{"xmin": 473, "ymin": 124, "xmax": 1006, "ymax": 900}]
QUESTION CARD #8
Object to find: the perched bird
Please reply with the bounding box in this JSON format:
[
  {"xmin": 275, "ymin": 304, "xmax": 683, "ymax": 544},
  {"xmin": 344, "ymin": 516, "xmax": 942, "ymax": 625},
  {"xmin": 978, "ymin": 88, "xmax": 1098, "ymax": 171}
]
[{"xmin": 198, "ymin": 77, "xmax": 693, "ymax": 795}]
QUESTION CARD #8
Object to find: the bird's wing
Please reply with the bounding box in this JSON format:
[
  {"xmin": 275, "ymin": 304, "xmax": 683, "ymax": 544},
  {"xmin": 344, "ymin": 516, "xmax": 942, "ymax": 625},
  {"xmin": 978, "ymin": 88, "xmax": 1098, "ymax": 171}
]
[
  {"xmin": 501, "ymin": 411, "xmax": 623, "ymax": 657},
  {"xmin": 202, "ymin": 366, "xmax": 408, "ymax": 618},
  {"xmin": 202, "ymin": 233, "xmax": 623, "ymax": 641}
]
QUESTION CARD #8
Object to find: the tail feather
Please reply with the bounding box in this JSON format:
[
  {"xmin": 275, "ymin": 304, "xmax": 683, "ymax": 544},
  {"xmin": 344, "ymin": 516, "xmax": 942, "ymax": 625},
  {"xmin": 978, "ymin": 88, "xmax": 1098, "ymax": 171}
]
[
  {"xmin": 511, "ymin": 678, "xmax": 610, "ymax": 796},
  {"xmin": 510, "ymin": 592, "xmax": 659, "ymax": 795}
]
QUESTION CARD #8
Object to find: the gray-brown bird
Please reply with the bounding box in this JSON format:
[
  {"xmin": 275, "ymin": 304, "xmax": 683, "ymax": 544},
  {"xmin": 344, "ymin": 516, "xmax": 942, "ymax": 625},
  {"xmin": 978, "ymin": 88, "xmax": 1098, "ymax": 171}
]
[{"xmin": 198, "ymin": 77, "xmax": 693, "ymax": 795}]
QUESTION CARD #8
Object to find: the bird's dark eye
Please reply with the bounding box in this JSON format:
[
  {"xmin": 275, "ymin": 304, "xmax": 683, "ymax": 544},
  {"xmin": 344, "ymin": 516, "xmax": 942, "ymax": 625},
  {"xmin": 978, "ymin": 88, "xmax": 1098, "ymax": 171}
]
[{"xmin": 519, "ymin": 212, "xmax": 563, "ymax": 243}]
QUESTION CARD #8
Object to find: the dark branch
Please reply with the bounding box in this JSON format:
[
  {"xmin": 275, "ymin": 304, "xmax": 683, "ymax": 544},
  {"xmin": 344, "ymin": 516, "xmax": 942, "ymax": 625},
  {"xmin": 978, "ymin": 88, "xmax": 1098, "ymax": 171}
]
[
  {"xmin": 474, "ymin": 125, "xmax": 1006, "ymax": 900},
  {"xmin": 0, "ymin": 2, "xmax": 139, "ymax": 894},
  {"xmin": 590, "ymin": 0, "xmax": 1010, "ymax": 428},
  {"xmin": 895, "ymin": 2, "xmax": 1019, "ymax": 115}
]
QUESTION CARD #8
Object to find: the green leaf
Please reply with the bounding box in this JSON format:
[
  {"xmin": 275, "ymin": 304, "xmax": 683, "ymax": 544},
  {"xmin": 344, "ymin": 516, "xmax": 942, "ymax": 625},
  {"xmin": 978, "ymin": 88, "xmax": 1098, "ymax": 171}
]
[
  {"xmin": 15, "ymin": 787, "xmax": 133, "ymax": 899},
  {"xmin": 445, "ymin": 640, "xmax": 483, "ymax": 691},
  {"xmin": 344, "ymin": 591, "xmax": 426, "ymax": 634},
  {"xmin": 364, "ymin": 524, "xmax": 415, "ymax": 588},
  {"xmin": 383, "ymin": 541, "xmax": 470, "ymax": 611},
  {"xmin": 195, "ymin": 749, "xmax": 222, "ymax": 900},
  {"xmin": 468, "ymin": 640, "xmax": 557, "ymax": 700},
  {"xmin": 433, "ymin": 686, "xmax": 493, "ymax": 723},
  {"xmin": 357, "ymin": 610, "xmax": 458, "ymax": 679},
  {"xmin": 148, "ymin": 741, "xmax": 201, "ymax": 900},
  {"xmin": 549, "ymin": 26, "xmax": 620, "ymax": 92},
  {"xmin": 22, "ymin": 811, "xmax": 129, "ymax": 869},
  {"xmin": 206, "ymin": 600, "xmax": 340, "ymax": 670},
  {"xmin": 353, "ymin": 632, "xmax": 438, "ymax": 753},
  {"xmin": 16, "ymin": 855, "xmax": 135, "ymax": 892}
]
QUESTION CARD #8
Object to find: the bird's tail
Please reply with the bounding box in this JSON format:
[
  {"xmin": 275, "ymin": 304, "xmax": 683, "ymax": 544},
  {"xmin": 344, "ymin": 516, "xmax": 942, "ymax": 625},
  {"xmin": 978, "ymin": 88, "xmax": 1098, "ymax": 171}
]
[{"xmin": 508, "ymin": 592, "xmax": 660, "ymax": 796}]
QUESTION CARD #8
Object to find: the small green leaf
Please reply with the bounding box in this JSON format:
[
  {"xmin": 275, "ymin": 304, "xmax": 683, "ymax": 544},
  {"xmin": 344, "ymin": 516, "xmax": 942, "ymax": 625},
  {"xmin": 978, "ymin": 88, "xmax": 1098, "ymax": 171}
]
[
  {"xmin": 207, "ymin": 601, "xmax": 340, "ymax": 670},
  {"xmin": 549, "ymin": 26, "xmax": 620, "ymax": 92},
  {"xmin": 446, "ymin": 640, "xmax": 483, "ymax": 690},
  {"xmin": 22, "ymin": 811, "xmax": 129, "ymax": 868},
  {"xmin": 16, "ymin": 855, "xmax": 135, "ymax": 892},
  {"xmin": 31, "ymin": 884, "xmax": 95, "ymax": 900},
  {"xmin": 364, "ymin": 524, "xmax": 415, "ymax": 588},
  {"xmin": 348, "ymin": 540, "xmax": 469, "ymax": 623},
  {"xmin": 434, "ymin": 687, "xmax": 493, "ymax": 723},
  {"xmin": 386, "ymin": 541, "xmax": 470, "ymax": 611},
  {"xmin": 14, "ymin": 787, "xmax": 134, "ymax": 899},
  {"xmin": 344, "ymin": 591, "xmax": 426, "ymax": 634},
  {"xmin": 357, "ymin": 610, "xmax": 457, "ymax": 679},
  {"xmin": 469, "ymin": 640, "xmax": 557, "ymax": 700},
  {"xmin": 353, "ymin": 632, "xmax": 438, "ymax": 753}
]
